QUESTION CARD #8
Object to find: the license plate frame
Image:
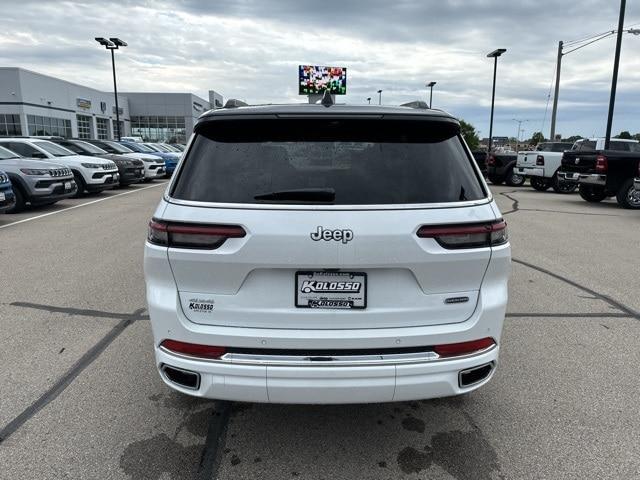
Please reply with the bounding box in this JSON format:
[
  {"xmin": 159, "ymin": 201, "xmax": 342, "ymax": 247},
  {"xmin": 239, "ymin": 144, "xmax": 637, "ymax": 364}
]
[{"xmin": 295, "ymin": 271, "xmax": 367, "ymax": 310}]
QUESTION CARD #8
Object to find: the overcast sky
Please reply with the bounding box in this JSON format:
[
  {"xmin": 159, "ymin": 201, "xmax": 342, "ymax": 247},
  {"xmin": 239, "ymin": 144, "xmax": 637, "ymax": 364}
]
[{"xmin": 1, "ymin": 0, "xmax": 639, "ymax": 138}]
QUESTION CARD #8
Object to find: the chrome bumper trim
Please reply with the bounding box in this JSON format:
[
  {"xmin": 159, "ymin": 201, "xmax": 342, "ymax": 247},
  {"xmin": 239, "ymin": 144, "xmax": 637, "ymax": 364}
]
[{"xmin": 159, "ymin": 345, "xmax": 497, "ymax": 367}]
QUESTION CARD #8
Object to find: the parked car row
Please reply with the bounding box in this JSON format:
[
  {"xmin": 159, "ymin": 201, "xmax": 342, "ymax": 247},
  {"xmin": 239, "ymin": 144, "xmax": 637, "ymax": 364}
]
[
  {"xmin": 0, "ymin": 137, "xmax": 184, "ymax": 213},
  {"xmin": 473, "ymin": 136, "xmax": 640, "ymax": 209}
]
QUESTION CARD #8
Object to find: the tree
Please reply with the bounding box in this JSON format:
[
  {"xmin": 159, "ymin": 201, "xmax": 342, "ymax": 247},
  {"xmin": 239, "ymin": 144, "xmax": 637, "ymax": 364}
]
[
  {"xmin": 459, "ymin": 119, "xmax": 480, "ymax": 150},
  {"xmin": 634, "ymin": 133, "xmax": 640, "ymax": 141},
  {"xmin": 565, "ymin": 135, "xmax": 583, "ymax": 143},
  {"xmin": 529, "ymin": 131, "xmax": 545, "ymax": 145},
  {"xmin": 615, "ymin": 131, "xmax": 632, "ymax": 139}
]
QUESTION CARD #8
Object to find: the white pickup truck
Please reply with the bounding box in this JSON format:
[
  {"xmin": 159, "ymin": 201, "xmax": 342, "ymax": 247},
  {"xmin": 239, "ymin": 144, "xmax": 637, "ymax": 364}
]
[{"xmin": 515, "ymin": 142, "xmax": 574, "ymax": 193}]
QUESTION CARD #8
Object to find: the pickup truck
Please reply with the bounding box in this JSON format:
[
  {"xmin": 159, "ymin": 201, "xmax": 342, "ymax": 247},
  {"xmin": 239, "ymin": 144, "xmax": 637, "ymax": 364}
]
[
  {"xmin": 486, "ymin": 151, "xmax": 525, "ymax": 186},
  {"xmin": 558, "ymin": 138, "xmax": 640, "ymax": 208},
  {"xmin": 515, "ymin": 142, "xmax": 574, "ymax": 192}
]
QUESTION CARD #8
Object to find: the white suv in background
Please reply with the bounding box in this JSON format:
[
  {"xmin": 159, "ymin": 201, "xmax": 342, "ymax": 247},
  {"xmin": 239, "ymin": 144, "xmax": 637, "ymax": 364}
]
[
  {"xmin": 0, "ymin": 138, "xmax": 118, "ymax": 195},
  {"xmin": 144, "ymin": 102, "xmax": 511, "ymax": 404},
  {"xmin": 84, "ymin": 140, "xmax": 165, "ymax": 181}
]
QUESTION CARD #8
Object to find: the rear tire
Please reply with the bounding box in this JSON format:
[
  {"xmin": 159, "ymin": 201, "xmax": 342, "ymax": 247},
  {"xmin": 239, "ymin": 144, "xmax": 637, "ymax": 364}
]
[
  {"xmin": 530, "ymin": 177, "xmax": 550, "ymax": 191},
  {"xmin": 552, "ymin": 173, "xmax": 577, "ymax": 194},
  {"xmin": 6, "ymin": 187, "xmax": 26, "ymax": 213},
  {"xmin": 505, "ymin": 168, "xmax": 526, "ymax": 187},
  {"xmin": 488, "ymin": 174, "xmax": 504, "ymax": 185},
  {"xmin": 578, "ymin": 184, "xmax": 607, "ymax": 203},
  {"xmin": 615, "ymin": 178, "xmax": 640, "ymax": 209}
]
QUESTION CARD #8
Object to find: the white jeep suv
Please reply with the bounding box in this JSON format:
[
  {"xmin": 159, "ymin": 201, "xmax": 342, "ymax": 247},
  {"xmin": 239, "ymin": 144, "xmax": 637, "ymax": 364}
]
[{"xmin": 144, "ymin": 102, "xmax": 511, "ymax": 404}]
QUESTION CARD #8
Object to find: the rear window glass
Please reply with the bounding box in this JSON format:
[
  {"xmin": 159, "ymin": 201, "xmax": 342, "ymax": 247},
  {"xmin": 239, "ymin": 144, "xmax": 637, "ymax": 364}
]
[
  {"xmin": 538, "ymin": 143, "xmax": 572, "ymax": 152},
  {"xmin": 572, "ymin": 140, "xmax": 596, "ymax": 151},
  {"xmin": 171, "ymin": 118, "xmax": 486, "ymax": 205}
]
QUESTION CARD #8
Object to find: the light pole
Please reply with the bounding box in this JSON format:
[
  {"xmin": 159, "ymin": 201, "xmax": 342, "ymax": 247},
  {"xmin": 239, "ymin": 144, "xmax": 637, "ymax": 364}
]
[
  {"xmin": 487, "ymin": 49, "xmax": 506, "ymax": 153},
  {"xmin": 512, "ymin": 118, "xmax": 529, "ymax": 152},
  {"xmin": 377, "ymin": 89, "xmax": 383, "ymax": 105},
  {"xmin": 549, "ymin": 24, "xmax": 639, "ymax": 140},
  {"xmin": 366, "ymin": 97, "xmax": 371, "ymax": 105},
  {"xmin": 605, "ymin": 0, "xmax": 625, "ymax": 149},
  {"xmin": 426, "ymin": 81, "xmax": 436, "ymax": 108},
  {"xmin": 95, "ymin": 37, "xmax": 127, "ymax": 140}
]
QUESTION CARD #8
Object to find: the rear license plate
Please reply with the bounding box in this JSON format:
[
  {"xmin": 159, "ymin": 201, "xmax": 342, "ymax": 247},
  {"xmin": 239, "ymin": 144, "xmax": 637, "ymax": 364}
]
[
  {"xmin": 64, "ymin": 181, "xmax": 72, "ymax": 190},
  {"xmin": 295, "ymin": 271, "xmax": 367, "ymax": 309}
]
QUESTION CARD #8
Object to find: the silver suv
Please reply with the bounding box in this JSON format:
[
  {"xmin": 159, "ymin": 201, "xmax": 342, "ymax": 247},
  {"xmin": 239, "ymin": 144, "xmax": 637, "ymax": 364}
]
[
  {"xmin": 144, "ymin": 102, "xmax": 511, "ymax": 404},
  {"xmin": 0, "ymin": 145, "xmax": 76, "ymax": 212}
]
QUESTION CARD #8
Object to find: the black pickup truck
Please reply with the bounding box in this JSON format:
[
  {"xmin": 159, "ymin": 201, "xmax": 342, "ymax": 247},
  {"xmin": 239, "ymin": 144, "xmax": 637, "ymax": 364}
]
[
  {"xmin": 486, "ymin": 152, "xmax": 525, "ymax": 186},
  {"xmin": 558, "ymin": 143, "xmax": 640, "ymax": 208}
]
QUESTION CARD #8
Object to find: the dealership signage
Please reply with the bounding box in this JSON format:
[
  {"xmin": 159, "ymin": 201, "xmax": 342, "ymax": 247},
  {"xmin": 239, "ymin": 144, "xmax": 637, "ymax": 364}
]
[{"xmin": 76, "ymin": 98, "xmax": 92, "ymax": 109}]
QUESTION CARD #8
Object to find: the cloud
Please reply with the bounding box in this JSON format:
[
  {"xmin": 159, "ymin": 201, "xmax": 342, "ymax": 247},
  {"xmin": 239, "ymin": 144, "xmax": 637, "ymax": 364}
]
[{"xmin": 0, "ymin": 0, "xmax": 638, "ymax": 137}]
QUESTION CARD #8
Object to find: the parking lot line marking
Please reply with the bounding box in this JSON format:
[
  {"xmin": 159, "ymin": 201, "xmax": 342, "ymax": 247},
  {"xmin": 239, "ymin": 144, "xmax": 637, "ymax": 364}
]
[
  {"xmin": 0, "ymin": 182, "xmax": 167, "ymax": 231},
  {"xmin": 0, "ymin": 315, "xmax": 136, "ymax": 444},
  {"xmin": 195, "ymin": 401, "xmax": 231, "ymax": 480},
  {"xmin": 513, "ymin": 258, "xmax": 640, "ymax": 320}
]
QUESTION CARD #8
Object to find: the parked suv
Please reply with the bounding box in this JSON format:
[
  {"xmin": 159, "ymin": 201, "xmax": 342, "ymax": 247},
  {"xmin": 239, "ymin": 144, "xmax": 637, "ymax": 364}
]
[
  {"xmin": 0, "ymin": 169, "xmax": 16, "ymax": 213},
  {"xmin": 121, "ymin": 141, "xmax": 177, "ymax": 177},
  {"xmin": 0, "ymin": 145, "xmax": 76, "ymax": 212},
  {"xmin": 85, "ymin": 140, "xmax": 165, "ymax": 181},
  {"xmin": 0, "ymin": 138, "xmax": 118, "ymax": 196},
  {"xmin": 48, "ymin": 138, "xmax": 144, "ymax": 186},
  {"xmin": 145, "ymin": 102, "xmax": 511, "ymax": 404}
]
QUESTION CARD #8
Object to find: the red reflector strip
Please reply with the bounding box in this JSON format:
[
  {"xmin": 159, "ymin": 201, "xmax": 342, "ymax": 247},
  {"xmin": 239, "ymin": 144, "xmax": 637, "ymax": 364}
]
[
  {"xmin": 160, "ymin": 339, "xmax": 226, "ymax": 359},
  {"xmin": 433, "ymin": 337, "xmax": 496, "ymax": 358}
]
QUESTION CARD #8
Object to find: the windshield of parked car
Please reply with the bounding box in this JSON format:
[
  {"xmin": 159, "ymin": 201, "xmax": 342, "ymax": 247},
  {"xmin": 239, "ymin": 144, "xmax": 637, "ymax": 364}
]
[
  {"xmin": 172, "ymin": 118, "xmax": 486, "ymax": 205},
  {"xmin": 143, "ymin": 144, "xmax": 163, "ymax": 152},
  {"xmin": 102, "ymin": 141, "xmax": 134, "ymax": 154},
  {"xmin": 73, "ymin": 141, "xmax": 108, "ymax": 155},
  {"xmin": 0, "ymin": 145, "xmax": 22, "ymax": 160},
  {"xmin": 34, "ymin": 141, "xmax": 76, "ymax": 157},
  {"xmin": 125, "ymin": 142, "xmax": 154, "ymax": 153}
]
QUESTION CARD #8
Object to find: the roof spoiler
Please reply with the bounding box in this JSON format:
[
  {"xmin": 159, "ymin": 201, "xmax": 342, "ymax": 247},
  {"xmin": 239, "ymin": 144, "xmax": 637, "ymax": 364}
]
[
  {"xmin": 400, "ymin": 100, "xmax": 430, "ymax": 109},
  {"xmin": 224, "ymin": 99, "xmax": 249, "ymax": 108}
]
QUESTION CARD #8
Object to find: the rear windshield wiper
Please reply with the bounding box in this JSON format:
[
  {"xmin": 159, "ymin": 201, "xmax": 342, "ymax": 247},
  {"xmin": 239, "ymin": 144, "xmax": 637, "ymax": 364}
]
[{"xmin": 254, "ymin": 188, "xmax": 335, "ymax": 202}]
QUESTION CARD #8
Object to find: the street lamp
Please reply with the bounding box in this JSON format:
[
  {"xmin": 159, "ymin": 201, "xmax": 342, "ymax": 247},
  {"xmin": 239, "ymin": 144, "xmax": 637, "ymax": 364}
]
[
  {"xmin": 549, "ymin": 20, "xmax": 640, "ymax": 141},
  {"xmin": 95, "ymin": 37, "xmax": 127, "ymax": 140},
  {"xmin": 377, "ymin": 89, "xmax": 383, "ymax": 105},
  {"xmin": 426, "ymin": 81, "xmax": 436, "ymax": 108},
  {"xmin": 366, "ymin": 97, "xmax": 371, "ymax": 105},
  {"xmin": 486, "ymin": 48, "xmax": 507, "ymax": 153}
]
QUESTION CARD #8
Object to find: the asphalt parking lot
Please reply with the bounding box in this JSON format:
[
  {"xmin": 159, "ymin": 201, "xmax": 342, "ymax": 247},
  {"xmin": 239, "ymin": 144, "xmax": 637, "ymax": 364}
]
[{"xmin": 0, "ymin": 182, "xmax": 638, "ymax": 480}]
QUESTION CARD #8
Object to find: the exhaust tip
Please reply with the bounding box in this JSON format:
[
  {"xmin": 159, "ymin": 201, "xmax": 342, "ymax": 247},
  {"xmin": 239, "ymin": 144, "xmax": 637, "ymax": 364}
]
[
  {"xmin": 458, "ymin": 362, "xmax": 494, "ymax": 388},
  {"xmin": 161, "ymin": 364, "xmax": 201, "ymax": 390}
]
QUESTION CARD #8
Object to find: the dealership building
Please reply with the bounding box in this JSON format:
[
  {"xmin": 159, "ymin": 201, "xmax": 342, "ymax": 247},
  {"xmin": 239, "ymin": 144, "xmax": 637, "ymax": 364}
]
[{"xmin": 0, "ymin": 67, "xmax": 223, "ymax": 143}]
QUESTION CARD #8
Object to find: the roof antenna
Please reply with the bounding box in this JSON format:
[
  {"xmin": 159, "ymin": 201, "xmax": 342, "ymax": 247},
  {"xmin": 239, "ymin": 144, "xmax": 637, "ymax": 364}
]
[{"xmin": 320, "ymin": 89, "xmax": 334, "ymax": 107}]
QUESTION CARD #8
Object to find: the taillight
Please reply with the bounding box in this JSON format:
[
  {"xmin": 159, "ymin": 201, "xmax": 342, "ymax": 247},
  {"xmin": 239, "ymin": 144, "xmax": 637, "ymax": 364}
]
[
  {"xmin": 536, "ymin": 155, "xmax": 544, "ymax": 166},
  {"xmin": 434, "ymin": 337, "xmax": 496, "ymax": 358},
  {"xmin": 487, "ymin": 155, "xmax": 496, "ymax": 166},
  {"xmin": 417, "ymin": 220, "xmax": 508, "ymax": 249},
  {"xmin": 596, "ymin": 155, "xmax": 608, "ymax": 173},
  {"xmin": 148, "ymin": 219, "xmax": 245, "ymax": 249},
  {"xmin": 160, "ymin": 339, "xmax": 226, "ymax": 359}
]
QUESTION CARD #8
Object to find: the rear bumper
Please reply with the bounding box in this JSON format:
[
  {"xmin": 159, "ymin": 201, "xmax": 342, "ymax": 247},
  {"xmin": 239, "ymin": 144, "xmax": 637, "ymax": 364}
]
[
  {"xmin": 578, "ymin": 173, "xmax": 606, "ymax": 186},
  {"xmin": 557, "ymin": 171, "xmax": 581, "ymax": 183},
  {"xmin": 515, "ymin": 166, "xmax": 544, "ymax": 177},
  {"xmin": 155, "ymin": 345, "xmax": 499, "ymax": 404}
]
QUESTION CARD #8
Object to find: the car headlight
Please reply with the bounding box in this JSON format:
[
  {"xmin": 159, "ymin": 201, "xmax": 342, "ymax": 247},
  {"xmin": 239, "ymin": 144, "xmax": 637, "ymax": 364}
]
[
  {"xmin": 81, "ymin": 163, "xmax": 103, "ymax": 169},
  {"xmin": 20, "ymin": 168, "xmax": 49, "ymax": 175}
]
